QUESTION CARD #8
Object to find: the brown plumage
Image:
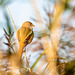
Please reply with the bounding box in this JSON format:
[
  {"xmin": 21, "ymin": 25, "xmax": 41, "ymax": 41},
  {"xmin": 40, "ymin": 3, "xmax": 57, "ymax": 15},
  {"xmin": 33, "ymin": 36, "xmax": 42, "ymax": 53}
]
[{"xmin": 17, "ymin": 21, "xmax": 34, "ymax": 60}]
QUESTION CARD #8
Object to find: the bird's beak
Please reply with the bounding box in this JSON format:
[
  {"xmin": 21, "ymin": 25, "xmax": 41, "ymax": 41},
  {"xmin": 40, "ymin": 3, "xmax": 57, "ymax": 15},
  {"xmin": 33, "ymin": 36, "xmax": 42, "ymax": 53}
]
[{"xmin": 32, "ymin": 24, "xmax": 35, "ymax": 27}]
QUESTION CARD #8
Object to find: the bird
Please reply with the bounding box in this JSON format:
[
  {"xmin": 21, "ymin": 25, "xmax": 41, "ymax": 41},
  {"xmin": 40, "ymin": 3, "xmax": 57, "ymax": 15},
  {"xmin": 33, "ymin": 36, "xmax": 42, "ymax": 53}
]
[
  {"xmin": 6, "ymin": 5, "xmax": 35, "ymax": 60},
  {"xmin": 17, "ymin": 21, "xmax": 35, "ymax": 60}
]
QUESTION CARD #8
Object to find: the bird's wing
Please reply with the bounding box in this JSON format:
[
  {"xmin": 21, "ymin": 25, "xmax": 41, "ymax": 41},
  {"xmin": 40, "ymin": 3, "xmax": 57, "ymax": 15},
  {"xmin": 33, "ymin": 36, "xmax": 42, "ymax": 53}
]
[
  {"xmin": 20, "ymin": 27, "xmax": 32, "ymax": 41},
  {"xmin": 27, "ymin": 31, "xmax": 34, "ymax": 43},
  {"xmin": 24, "ymin": 31, "xmax": 34, "ymax": 44}
]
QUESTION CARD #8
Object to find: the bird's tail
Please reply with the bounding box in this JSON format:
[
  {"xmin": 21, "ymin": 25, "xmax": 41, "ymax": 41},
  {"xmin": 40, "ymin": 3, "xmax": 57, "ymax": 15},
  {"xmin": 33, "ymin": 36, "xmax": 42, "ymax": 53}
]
[{"xmin": 18, "ymin": 44, "xmax": 24, "ymax": 60}]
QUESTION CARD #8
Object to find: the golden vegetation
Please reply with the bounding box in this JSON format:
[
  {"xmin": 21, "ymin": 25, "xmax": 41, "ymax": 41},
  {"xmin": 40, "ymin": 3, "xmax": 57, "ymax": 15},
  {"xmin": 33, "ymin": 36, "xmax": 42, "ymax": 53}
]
[{"xmin": 0, "ymin": 0, "xmax": 75, "ymax": 75}]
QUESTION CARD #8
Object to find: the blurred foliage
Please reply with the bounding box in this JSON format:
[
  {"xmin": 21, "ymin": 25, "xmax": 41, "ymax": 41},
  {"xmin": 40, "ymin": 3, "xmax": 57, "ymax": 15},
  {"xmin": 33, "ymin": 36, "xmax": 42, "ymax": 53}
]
[
  {"xmin": 59, "ymin": 0, "xmax": 72, "ymax": 10},
  {"xmin": 0, "ymin": 0, "xmax": 12, "ymax": 7},
  {"xmin": 65, "ymin": 60, "xmax": 75, "ymax": 75},
  {"xmin": 0, "ymin": 0, "xmax": 13, "ymax": 35},
  {"xmin": 3, "ymin": 11, "xmax": 12, "ymax": 35},
  {"xmin": 0, "ymin": 0, "xmax": 75, "ymax": 75}
]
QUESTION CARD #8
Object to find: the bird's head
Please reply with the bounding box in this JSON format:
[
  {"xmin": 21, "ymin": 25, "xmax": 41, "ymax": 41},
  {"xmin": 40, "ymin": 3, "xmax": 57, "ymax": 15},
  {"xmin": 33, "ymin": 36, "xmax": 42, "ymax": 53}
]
[{"xmin": 22, "ymin": 21, "xmax": 35, "ymax": 29}]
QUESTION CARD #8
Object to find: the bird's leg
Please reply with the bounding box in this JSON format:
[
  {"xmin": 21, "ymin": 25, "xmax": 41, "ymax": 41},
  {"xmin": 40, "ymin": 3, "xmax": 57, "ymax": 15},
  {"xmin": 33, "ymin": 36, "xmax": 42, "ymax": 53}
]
[
  {"xmin": 23, "ymin": 48, "xmax": 31, "ymax": 72},
  {"xmin": 23, "ymin": 48, "xmax": 27, "ymax": 64}
]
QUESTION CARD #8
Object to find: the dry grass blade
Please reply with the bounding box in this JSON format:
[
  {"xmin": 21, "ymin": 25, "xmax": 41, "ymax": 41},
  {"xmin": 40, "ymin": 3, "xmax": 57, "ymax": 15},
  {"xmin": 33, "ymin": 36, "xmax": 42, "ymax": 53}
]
[
  {"xmin": 6, "ymin": 4, "xmax": 17, "ymax": 33},
  {"xmin": 57, "ymin": 63, "xmax": 65, "ymax": 69},
  {"xmin": 3, "ymin": 42, "xmax": 10, "ymax": 46},
  {"xmin": 9, "ymin": 31, "xmax": 14, "ymax": 40},
  {"xmin": 30, "ymin": 0, "xmax": 43, "ymax": 24},
  {"xmin": 3, "ymin": 28, "xmax": 15, "ymax": 52},
  {"xmin": 3, "ymin": 28, "xmax": 10, "ymax": 37},
  {"xmin": 4, "ymin": 34, "xmax": 10, "ymax": 42}
]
